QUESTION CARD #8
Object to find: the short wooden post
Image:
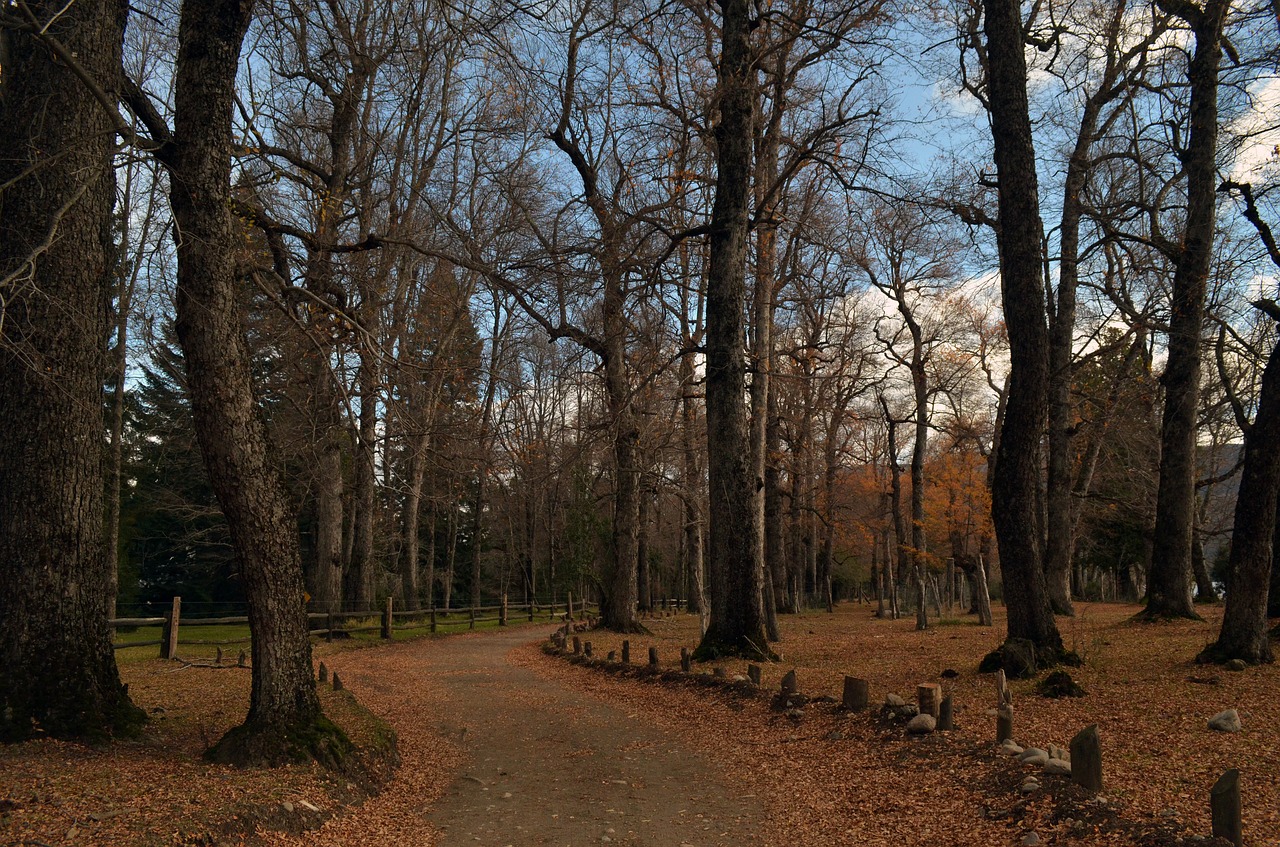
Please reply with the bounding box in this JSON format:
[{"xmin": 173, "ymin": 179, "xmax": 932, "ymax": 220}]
[
  {"xmin": 469, "ymin": 605, "xmax": 476, "ymax": 630},
  {"xmin": 584, "ymin": 641, "xmax": 593, "ymax": 658},
  {"xmin": 500, "ymin": 594, "xmax": 508, "ymax": 627},
  {"xmin": 996, "ymin": 669, "xmax": 1014, "ymax": 743},
  {"xmin": 938, "ymin": 695, "xmax": 954, "ymax": 730},
  {"xmin": 1210, "ymin": 769, "xmax": 1242, "ymax": 847},
  {"xmin": 382, "ymin": 596, "xmax": 394, "ymax": 639},
  {"xmin": 622, "ymin": 640, "xmax": 631, "ymax": 664},
  {"xmin": 528, "ymin": 602, "xmax": 535, "ymax": 622},
  {"xmin": 648, "ymin": 646, "xmax": 658, "ymax": 666},
  {"xmin": 430, "ymin": 603, "xmax": 437, "ymax": 633},
  {"xmin": 215, "ymin": 646, "xmax": 223, "ymax": 665},
  {"xmin": 326, "ymin": 612, "xmax": 336, "ymax": 643},
  {"xmin": 781, "ymin": 669, "xmax": 798, "ymax": 696},
  {"xmin": 748, "ymin": 664, "xmax": 762, "ymax": 685},
  {"xmin": 318, "ymin": 662, "xmax": 328, "ymax": 683},
  {"xmin": 572, "ymin": 636, "xmax": 582, "ymax": 655},
  {"xmin": 680, "ymin": 647, "xmax": 691, "ymax": 672},
  {"xmin": 607, "ymin": 650, "xmax": 616, "ymax": 661},
  {"xmin": 917, "ymin": 683, "xmax": 942, "ymax": 718},
  {"xmin": 237, "ymin": 650, "xmax": 246, "ymax": 668},
  {"xmin": 162, "ymin": 596, "xmax": 181, "ymax": 660},
  {"xmin": 1070, "ymin": 724, "xmax": 1103, "ymax": 792},
  {"xmin": 842, "ymin": 676, "xmax": 869, "ymax": 711},
  {"xmin": 332, "ymin": 671, "xmax": 344, "ymax": 691}
]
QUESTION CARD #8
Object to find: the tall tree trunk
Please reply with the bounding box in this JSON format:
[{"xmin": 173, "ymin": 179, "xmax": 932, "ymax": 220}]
[
  {"xmin": 164, "ymin": 0, "xmax": 341, "ymax": 765},
  {"xmin": 0, "ymin": 0, "xmax": 143, "ymax": 742},
  {"xmin": 1144, "ymin": 0, "xmax": 1230, "ymax": 621},
  {"xmin": 696, "ymin": 0, "xmax": 769, "ymax": 659},
  {"xmin": 764, "ymin": 398, "xmax": 788, "ymax": 628},
  {"xmin": 105, "ymin": 199, "xmax": 138, "ymax": 622},
  {"xmin": 637, "ymin": 483, "xmax": 652, "ymax": 613},
  {"xmin": 680, "ymin": 349, "xmax": 708, "ymax": 623},
  {"xmin": 347, "ymin": 354, "xmax": 379, "ymax": 611},
  {"xmin": 399, "ymin": 434, "xmax": 428, "ymax": 611},
  {"xmin": 1202, "ymin": 319, "xmax": 1280, "ymax": 663},
  {"xmin": 308, "ymin": 370, "xmax": 345, "ymax": 614},
  {"xmin": 983, "ymin": 0, "xmax": 1065, "ymax": 662}
]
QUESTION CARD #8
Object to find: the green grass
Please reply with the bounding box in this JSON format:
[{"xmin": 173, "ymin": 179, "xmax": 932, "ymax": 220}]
[{"xmin": 112, "ymin": 611, "xmax": 565, "ymax": 663}]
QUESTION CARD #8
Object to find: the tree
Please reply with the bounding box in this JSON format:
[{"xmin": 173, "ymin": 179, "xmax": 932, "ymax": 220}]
[
  {"xmin": 125, "ymin": 0, "xmax": 345, "ymax": 765},
  {"xmin": 1141, "ymin": 0, "xmax": 1233, "ymax": 621},
  {"xmin": 981, "ymin": 0, "xmax": 1066, "ymax": 664},
  {"xmin": 696, "ymin": 0, "xmax": 770, "ymax": 659},
  {"xmin": 0, "ymin": 0, "xmax": 145, "ymax": 741}
]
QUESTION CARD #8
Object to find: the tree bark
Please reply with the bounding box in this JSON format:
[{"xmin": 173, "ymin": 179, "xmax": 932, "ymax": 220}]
[
  {"xmin": 164, "ymin": 0, "xmax": 341, "ymax": 766},
  {"xmin": 983, "ymin": 0, "xmax": 1065, "ymax": 660},
  {"xmin": 1143, "ymin": 0, "xmax": 1230, "ymax": 621},
  {"xmin": 696, "ymin": 0, "xmax": 769, "ymax": 659},
  {"xmin": 1202, "ymin": 321, "xmax": 1280, "ymax": 664},
  {"xmin": 0, "ymin": 0, "xmax": 143, "ymax": 742}
]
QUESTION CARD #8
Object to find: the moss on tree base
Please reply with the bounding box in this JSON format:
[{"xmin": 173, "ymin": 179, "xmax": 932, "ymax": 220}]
[{"xmin": 205, "ymin": 713, "xmax": 353, "ymax": 771}]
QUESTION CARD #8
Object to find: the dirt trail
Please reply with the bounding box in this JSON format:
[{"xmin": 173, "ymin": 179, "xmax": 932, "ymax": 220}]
[{"xmin": 320, "ymin": 626, "xmax": 757, "ymax": 847}]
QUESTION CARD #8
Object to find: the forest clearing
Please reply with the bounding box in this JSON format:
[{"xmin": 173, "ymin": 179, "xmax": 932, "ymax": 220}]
[{"xmin": 2, "ymin": 602, "xmax": 1275, "ymax": 846}]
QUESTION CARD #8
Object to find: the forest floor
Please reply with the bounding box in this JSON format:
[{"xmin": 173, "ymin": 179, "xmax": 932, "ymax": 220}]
[{"xmin": 0, "ymin": 602, "xmax": 1275, "ymax": 846}]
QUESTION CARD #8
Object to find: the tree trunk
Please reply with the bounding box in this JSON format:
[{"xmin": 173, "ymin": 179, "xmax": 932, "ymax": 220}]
[
  {"xmin": 637, "ymin": 484, "xmax": 652, "ymax": 612},
  {"xmin": 0, "ymin": 0, "xmax": 143, "ymax": 742},
  {"xmin": 696, "ymin": 0, "xmax": 769, "ymax": 659},
  {"xmin": 1144, "ymin": 0, "xmax": 1229, "ymax": 621},
  {"xmin": 399, "ymin": 434, "xmax": 428, "ymax": 611},
  {"xmin": 164, "ymin": 0, "xmax": 341, "ymax": 766},
  {"xmin": 1202, "ymin": 325, "xmax": 1280, "ymax": 664},
  {"xmin": 347, "ymin": 354, "xmax": 379, "ymax": 611},
  {"xmin": 983, "ymin": 0, "xmax": 1065, "ymax": 661},
  {"xmin": 308, "ymin": 369, "xmax": 345, "ymax": 614}
]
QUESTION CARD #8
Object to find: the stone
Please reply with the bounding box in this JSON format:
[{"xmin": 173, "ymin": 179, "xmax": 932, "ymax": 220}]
[
  {"xmin": 1019, "ymin": 748, "xmax": 1049, "ymax": 766},
  {"xmin": 1048, "ymin": 744, "xmax": 1069, "ymax": 762},
  {"xmin": 1044, "ymin": 759, "xmax": 1072, "ymax": 776},
  {"xmin": 1208, "ymin": 709, "xmax": 1241, "ymax": 733},
  {"xmin": 1225, "ymin": 659, "xmax": 1247, "ymax": 672},
  {"xmin": 906, "ymin": 714, "xmax": 936, "ymax": 734},
  {"xmin": 281, "ymin": 802, "xmax": 294, "ymax": 813},
  {"xmin": 1022, "ymin": 832, "xmax": 1041, "ymax": 846},
  {"xmin": 1002, "ymin": 739, "xmax": 1025, "ymax": 755},
  {"xmin": 1020, "ymin": 782, "xmax": 1040, "ymax": 794},
  {"xmin": 781, "ymin": 669, "xmax": 798, "ymax": 695},
  {"xmin": 885, "ymin": 693, "xmax": 906, "ymax": 708},
  {"xmin": 825, "ymin": 730, "xmax": 845, "ymax": 742}
]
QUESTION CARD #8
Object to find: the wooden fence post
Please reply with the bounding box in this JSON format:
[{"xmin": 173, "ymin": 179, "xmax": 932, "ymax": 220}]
[
  {"xmin": 842, "ymin": 677, "xmax": 869, "ymax": 711},
  {"xmin": 680, "ymin": 647, "xmax": 691, "ymax": 672},
  {"xmin": 1211, "ymin": 769, "xmax": 1242, "ymax": 847},
  {"xmin": 917, "ymin": 683, "xmax": 942, "ymax": 718},
  {"xmin": 528, "ymin": 601, "xmax": 535, "ymax": 622},
  {"xmin": 648, "ymin": 646, "xmax": 658, "ymax": 666},
  {"xmin": 382, "ymin": 596, "xmax": 394, "ymax": 639},
  {"xmin": 326, "ymin": 612, "xmax": 335, "ymax": 643},
  {"xmin": 1070, "ymin": 724, "xmax": 1103, "ymax": 792},
  {"xmin": 430, "ymin": 603, "xmax": 437, "ymax": 633},
  {"xmin": 161, "ymin": 596, "xmax": 181, "ymax": 660},
  {"xmin": 500, "ymin": 594, "xmax": 508, "ymax": 627},
  {"xmin": 567, "ymin": 591, "xmax": 574, "ymax": 620},
  {"xmin": 939, "ymin": 695, "xmax": 954, "ymax": 730},
  {"xmin": 469, "ymin": 605, "xmax": 476, "ymax": 630},
  {"xmin": 622, "ymin": 640, "xmax": 631, "ymax": 664}
]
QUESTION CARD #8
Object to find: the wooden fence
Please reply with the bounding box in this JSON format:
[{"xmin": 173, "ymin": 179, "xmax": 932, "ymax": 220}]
[{"xmin": 109, "ymin": 593, "xmax": 610, "ymax": 658}]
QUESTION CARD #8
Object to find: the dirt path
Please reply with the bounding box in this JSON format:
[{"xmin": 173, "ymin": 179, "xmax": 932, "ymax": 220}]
[{"xmin": 309, "ymin": 627, "xmax": 757, "ymax": 847}]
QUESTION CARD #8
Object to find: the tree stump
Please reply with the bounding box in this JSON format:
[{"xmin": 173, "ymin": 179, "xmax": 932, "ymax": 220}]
[
  {"xmin": 1070, "ymin": 724, "xmax": 1103, "ymax": 792},
  {"xmin": 781, "ymin": 669, "xmax": 798, "ymax": 696},
  {"xmin": 648, "ymin": 646, "xmax": 658, "ymax": 666},
  {"xmin": 917, "ymin": 683, "xmax": 942, "ymax": 718},
  {"xmin": 1210, "ymin": 769, "xmax": 1242, "ymax": 847},
  {"xmin": 622, "ymin": 640, "xmax": 631, "ymax": 665},
  {"xmin": 938, "ymin": 694, "xmax": 954, "ymax": 730},
  {"xmin": 680, "ymin": 647, "xmax": 691, "ymax": 672},
  {"xmin": 842, "ymin": 676, "xmax": 869, "ymax": 711},
  {"xmin": 318, "ymin": 662, "xmax": 328, "ymax": 684},
  {"xmin": 748, "ymin": 664, "xmax": 762, "ymax": 686},
  {"xmin": 332, "ymin": 672, "xmax": 344, "ymax": 691},
  {"xmin": 573, "ymin": 636, "xmax": 582, "ymax": 655}
]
